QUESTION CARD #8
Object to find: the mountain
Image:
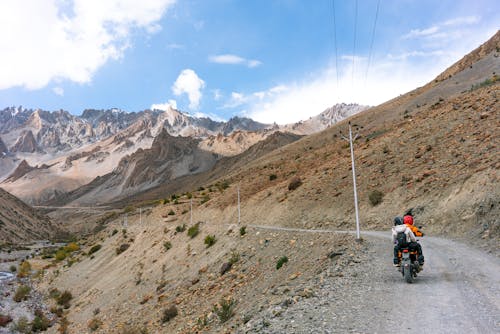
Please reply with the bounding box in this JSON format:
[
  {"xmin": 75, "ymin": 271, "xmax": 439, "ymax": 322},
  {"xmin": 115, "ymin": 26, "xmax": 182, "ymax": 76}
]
[
  {"xmin": 0, "ymin": 103, "xmax": 365, "ymax": 204},
  {"xmin": 283, "ymin": 103, "xmax": 369, "ymax": 135},
  {"xmin": 0, "ymin": 187, "xmax": 62, "ymax": 243}
]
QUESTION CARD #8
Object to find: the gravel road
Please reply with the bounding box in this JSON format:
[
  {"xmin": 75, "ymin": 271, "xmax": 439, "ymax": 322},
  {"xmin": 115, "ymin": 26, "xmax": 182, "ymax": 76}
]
[{"xmin": 244, "ymin": 230, "xmax": 500, "ymax": 334}]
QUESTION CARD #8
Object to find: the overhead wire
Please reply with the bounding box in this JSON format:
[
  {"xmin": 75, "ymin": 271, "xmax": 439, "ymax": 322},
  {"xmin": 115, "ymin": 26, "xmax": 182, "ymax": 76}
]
[
  {"xmin": 365, "ymin": 0, "xmax": 381, "ymax": 87},
  {"xmin": 331, "ymin": 0, "xmax": 339, "ymax": 91},
  {"xmin": 352, "ymin": 0, "xmax": 358, "ymax": 100}
]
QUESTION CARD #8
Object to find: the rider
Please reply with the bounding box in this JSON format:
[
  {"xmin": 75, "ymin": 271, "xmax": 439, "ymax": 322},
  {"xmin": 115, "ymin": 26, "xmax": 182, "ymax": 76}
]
[
  {"xmin": 392, "ymin": 217, "xmax": 416, "ymax": 266},
  {"xmin": 403, "ymin": 211, "xmax": 425, "ymax": 265}
]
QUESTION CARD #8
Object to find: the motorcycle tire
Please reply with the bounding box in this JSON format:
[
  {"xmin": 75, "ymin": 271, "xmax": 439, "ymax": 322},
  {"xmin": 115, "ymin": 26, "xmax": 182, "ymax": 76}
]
[{"xmin": 403, "ymin": 264, "xmax": 413, "ymax": 283}]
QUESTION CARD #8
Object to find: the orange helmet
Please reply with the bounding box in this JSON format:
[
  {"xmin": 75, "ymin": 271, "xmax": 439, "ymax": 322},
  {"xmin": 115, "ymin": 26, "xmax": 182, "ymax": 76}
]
[{"xmin": 404, "ymin": 215, "xmax": 414, "ymax": 225}]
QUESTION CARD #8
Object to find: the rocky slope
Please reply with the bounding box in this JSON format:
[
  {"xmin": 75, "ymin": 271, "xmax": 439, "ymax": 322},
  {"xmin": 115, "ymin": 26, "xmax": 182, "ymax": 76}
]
[{"xmin": 0, "ymin": 188, "xmax": 62, "ymax": 244}]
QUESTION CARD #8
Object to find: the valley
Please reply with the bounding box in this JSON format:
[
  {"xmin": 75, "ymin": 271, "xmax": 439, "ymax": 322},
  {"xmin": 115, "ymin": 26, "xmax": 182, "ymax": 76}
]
[{"xmin": 0, "ymin": 30, "xmax": 498, "ymax": 334}]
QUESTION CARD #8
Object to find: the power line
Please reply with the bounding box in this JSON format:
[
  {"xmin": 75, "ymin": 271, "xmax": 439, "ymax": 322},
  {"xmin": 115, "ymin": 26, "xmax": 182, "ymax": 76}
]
[
  {"xmin": 352, "ymin": 0, "xmax": 358, "ymax": 100},
  {"xmin": 331, "ymin": 0, "xmax": 339, "ymax": 91},
  {"xmin": 365, "ymin": 0, "xmax": 381, "ymax": 87}
]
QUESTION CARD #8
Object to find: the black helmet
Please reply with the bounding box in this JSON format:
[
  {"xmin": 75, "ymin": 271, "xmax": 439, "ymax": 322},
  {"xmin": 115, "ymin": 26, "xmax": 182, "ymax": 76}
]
[{"xmin": 394, "ymin": 216, "xmax": 403, "ymax": 225}]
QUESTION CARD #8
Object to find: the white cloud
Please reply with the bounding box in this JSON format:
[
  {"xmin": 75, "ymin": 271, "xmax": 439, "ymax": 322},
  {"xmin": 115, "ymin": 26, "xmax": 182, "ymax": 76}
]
[
  {"xmin": 172, "ymin": 69, "xmax": 205, "ymax": 110},
  {"xmin": 402, "ymin": 15, "xmax": 481, "ymax": 41},
  {"xmin": 443, "ymin": 16, "xmax": 480, "ymax": 26},
  {"xmin": 209, "ymin": 54, "xmax": 262, "ymax": 68},
  {"xmin": 387, "ymin": 50, "xmax": 446, "ymax": 60},
  {"xmin": 245, "ymin": 52, "xmax": 467, "ymax": 124},
  {"xmin": 167, "ymin": 43, "xmax": 184, "ymax": 49},
  {"xmin": 403, "ymin": 26, "xmax": 440, "ymax": 39},
  {"xmin": 151, "ymin": 99, "xmax": 177, "ymax": 111},
  {"xmin": 0, "ymin": 0, "xmax": 175, "ymax": 90},
  {"xmin": 52, "ymin": 87, "xmax": 64, "ymax": 96},
  {"xmin": 213, "ymin": 89, "xmax": 222, "ymax": 101}
]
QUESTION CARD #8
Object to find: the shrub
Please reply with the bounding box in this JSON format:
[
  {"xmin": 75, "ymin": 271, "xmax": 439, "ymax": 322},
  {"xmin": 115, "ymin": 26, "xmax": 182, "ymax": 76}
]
[
  {"xmin": 161, "ymin": 305, "xmax": 178, "ymax": 323},
  {"xmin": 64, "ymin": 242, "xmax": 80, "ymax": 253},
  {"xmin": 9, "ymin": 265, "xmax": 16, "ymax": 273},
  {"xmin": 123, "ymin": 206, "xmax": 134, "ymax": 213},
  {"xmin": 213, "ymin": 298, "xmax": 235, "ymax": 323},
  {"xmin": 186, "ymin": 192, "xmax": 193, "ymax": 199},
  {"xmin": 163, "ymin": 241, "xmax": 172, "ymax": 251},
  {"xmin": 187, "ymin": 223, "xmax": 200, "ymax": 238},
  {"xmin": 288, "ymin": 177, "xmax": 302, "ymax": 191},
  {"xmin": 229, "ymin": 251, "xmax": 240, "ymax": 265},
  {"xmin": 88, "ymin": 318, "xmax": 103, "ymax": 331},
  {"xmin": 57, "ymin": 290, "xmax": 73, "ymax": 308},
  {"xmin": 31, "ymin": 315, "xmax": 50, "ymax": 331},
  {"xmin": 204, "ymin": 235, "xmax": 217, "ymax": 247},
  {"xmin": 12, "ymin": 317, "xmax": 29, "ymax": 333},
  {"xmin": 269, "ymin": 174, "xmax": 277, "ymax": 181},
  {"xmin": 17, "ymin": 261, "xmax": 31, "ymax": 278},
  {"xmin": 167, "ymin": 210, "xmax": 175, "ymax": 216},
  {"xmin": 13, "ymin": 285, "xmax": 31, "ymax": 302},
  {"xmin": 116, "ymin": 244, "xmax": 130, "ymax": 255},
  {"xmin": 55, "ymin": 249, "xmax": 68, "ymax": 262},
  {"xmin": 369, "ymin": 190, "xmax": 383, "ymax": 206},
  {"xmin": 88, "ymin": 244, "xmax": 102, "ymax": 255},
  {"xmin": 112, "ymin": 229, "xmax": 119, "ymax": 236},
  {"xmin": 239, "ymin": 226, "xmax": 247, "ymax": 236},
  {"xmin": 175, "ymin": 224, "xmax": 186, "ymax": 233},
  {"xmin": 276, "ymin": 256, "xmax": 288, "ymax": 270},
  {"xmin": 200, "ymin": 195, "xmax": 210, "ymax": 204}
]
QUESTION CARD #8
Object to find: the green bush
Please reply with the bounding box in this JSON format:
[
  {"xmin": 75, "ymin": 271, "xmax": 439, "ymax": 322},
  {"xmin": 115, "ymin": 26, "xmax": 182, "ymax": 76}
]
[
  {"xmin": 213, "ymin": 298, "xmax": 235, "ymax": 323},
  {"xmin": 276, "ymin": 256, "xmax": 288, "ymax": 270},
  {"xmin": 368, "ymin": 190, "xmax": 383, "ymax": 206},
  {"xmin": 9, "ymin": 265, "xmax": 16, "ymax": 273},
  {"xmin": 239, "ymin": 226, "xmax": 247, "ymax": 236},
  {"xmin": 13, "ymin": 285, "xmax": 31, "ymax": 302},
  {"xmin": 269, "ymin": 174, "xmax": 277, "ymax": 181},
  {"xmin": 229, "ymin": 251, "xmax": 240, "ymax": 265},
  {"xmin": 168, "ymin": 209, "xmax": 175, "ymax": 216},
  {"xmin": 175, "ymin": 224, "xmax": 186, "ymax": 233},
  {"xmin": 204, "ymin": 235, "xmax": 217, "ymax": 248},
  {"xmin": 31, "ymin": 314, "xmax": 50, "ymax": 331},
  {"xmin": 187, "ymin": 223, "xmax": 200, "ymax": 238},
  {"xmin": 163, "ymin": 241, "xmax": 172, "ymax": 251},
  {"xmin": 12, "ymin": 317, "xmax": 29, "ymax": 333}
]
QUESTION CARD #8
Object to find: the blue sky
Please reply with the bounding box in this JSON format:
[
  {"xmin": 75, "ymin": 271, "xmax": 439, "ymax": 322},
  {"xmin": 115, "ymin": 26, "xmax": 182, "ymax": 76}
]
[{"xmin": 0, "ymin": 0, "xmax": 498, "ymax": 124}]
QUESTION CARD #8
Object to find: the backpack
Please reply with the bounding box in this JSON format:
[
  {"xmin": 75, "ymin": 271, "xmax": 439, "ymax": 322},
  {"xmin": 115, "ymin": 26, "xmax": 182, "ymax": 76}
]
[{"xmin": 396, "ymin": 231, "xmax": 409, "ymax": 247}]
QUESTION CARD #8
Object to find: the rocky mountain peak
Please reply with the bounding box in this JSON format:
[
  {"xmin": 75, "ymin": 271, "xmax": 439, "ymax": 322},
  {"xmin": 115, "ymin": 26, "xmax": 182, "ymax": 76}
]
[{"xmin": 10, "ymin": 130, "xmax": 42, "ymax": 153}]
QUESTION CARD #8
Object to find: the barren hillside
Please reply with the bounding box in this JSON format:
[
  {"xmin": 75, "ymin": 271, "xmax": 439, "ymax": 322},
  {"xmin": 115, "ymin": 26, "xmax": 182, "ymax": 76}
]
[{"xmin": 0, "ymin": 188, "xmax": 62, "ymax": 244}]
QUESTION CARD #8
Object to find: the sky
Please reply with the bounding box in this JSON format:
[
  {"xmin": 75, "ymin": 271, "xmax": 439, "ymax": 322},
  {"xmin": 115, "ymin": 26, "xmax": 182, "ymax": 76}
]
[{"xmin": 0, "ymin": 0, "xmax": 498, "ymax": 124}]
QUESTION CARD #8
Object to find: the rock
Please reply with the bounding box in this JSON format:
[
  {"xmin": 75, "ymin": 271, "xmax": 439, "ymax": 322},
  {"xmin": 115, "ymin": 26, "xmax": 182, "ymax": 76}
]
[
  {"xmin": 0, "ymin": 315, "xmax": 13, "ymax": 327},
  {"xmin": 220, "ymin": 262, "xmax": 232, "ymax": 276}
]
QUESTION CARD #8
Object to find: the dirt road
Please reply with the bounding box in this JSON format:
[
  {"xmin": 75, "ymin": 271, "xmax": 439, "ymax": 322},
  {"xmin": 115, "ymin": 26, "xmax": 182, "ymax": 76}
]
[{"xmin": 244, "ymin": 228, "xmax": 500, "ymax": 334}]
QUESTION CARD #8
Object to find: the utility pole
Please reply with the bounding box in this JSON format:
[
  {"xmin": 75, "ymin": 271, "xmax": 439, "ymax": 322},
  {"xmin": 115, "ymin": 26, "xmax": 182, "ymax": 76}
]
[
  {"xmin": 341, "ymin": 121, "xmax": 361, "ymax": 240},
  {"xmin": 237, "ymin": 184, "xmax": 241, "ymax": 225},
  {"xmin": 190, "ymin": 198, "xmax": 193, "ymax": 225},
  {"xmin": 139, "ymin": 207, "xmax": 142, "ymax": 225}
]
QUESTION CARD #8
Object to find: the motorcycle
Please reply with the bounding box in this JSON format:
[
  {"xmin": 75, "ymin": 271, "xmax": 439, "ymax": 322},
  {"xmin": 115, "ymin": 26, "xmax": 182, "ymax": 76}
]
[{"xmin": 398, "ymin": 247, "xmax": 422, "ymax": 283}]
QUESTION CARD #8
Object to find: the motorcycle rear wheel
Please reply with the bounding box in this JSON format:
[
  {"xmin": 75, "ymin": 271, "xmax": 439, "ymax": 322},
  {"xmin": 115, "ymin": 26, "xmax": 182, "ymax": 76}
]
[{"xmin": 403, "ymin": 264, "xmax": 413, "ymax": 283}]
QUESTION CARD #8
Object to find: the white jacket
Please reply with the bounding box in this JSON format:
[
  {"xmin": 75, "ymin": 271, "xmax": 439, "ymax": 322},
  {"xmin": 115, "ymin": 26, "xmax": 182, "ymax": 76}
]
[{"xmin": 391, "ymin": 224, "xmax": 416, "ymax": 244}]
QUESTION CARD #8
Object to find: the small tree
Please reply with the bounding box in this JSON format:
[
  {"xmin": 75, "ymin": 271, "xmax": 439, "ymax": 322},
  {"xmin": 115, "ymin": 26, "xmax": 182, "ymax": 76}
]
[{"xmin": 369, "ymin": 190, "xmax": 383, "ymax": 206}]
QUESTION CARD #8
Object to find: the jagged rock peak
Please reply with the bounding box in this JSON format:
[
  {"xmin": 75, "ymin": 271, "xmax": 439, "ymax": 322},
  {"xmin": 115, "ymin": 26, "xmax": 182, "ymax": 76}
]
[{"xmin": 10, "ymin": 130, "xmax": 42, "ymax": 153}]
